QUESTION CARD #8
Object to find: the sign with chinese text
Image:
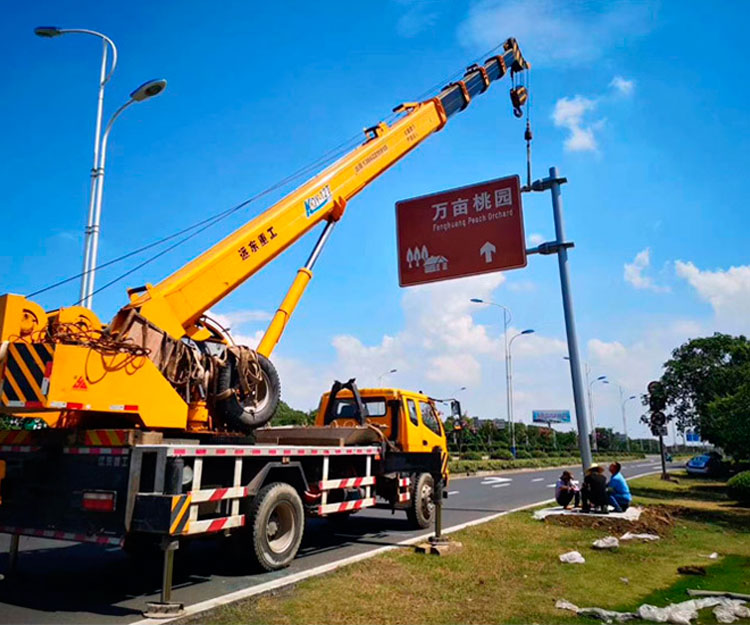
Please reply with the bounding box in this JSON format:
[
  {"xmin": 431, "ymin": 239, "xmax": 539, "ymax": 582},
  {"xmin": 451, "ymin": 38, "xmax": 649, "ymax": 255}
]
[
  {"xmin": 532, "ymin": 410, "xmax": 571, "ymax": 424},
  {"xmin": 396, "ymin": 175, "xmax": 526, "ymax": 287}
]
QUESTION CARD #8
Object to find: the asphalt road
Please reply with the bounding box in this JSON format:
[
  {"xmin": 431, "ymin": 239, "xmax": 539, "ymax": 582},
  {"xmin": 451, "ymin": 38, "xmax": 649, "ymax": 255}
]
[{"xmin": 0, "ymin": 458, "xmax": 664, "ymax": 624}]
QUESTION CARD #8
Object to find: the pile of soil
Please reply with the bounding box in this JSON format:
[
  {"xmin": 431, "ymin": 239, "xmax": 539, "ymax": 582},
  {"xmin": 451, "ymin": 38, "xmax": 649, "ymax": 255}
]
[{"xmin": 545, "ymin": 506, "xmax": 674, "ymax": 536}]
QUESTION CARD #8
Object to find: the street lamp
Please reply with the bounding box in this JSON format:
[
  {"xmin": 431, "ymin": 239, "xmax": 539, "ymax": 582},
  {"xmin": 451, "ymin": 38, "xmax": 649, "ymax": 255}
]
[
  {"xmin": 508, "ymin": 328, "xmax": 535, "ymax": 456},
  {"xmin": 471, "ymin": 298, "xmax": 513, "ymax": 453},
  {"xmin": 619, "ymin": 387, "xmax": 637, "ymax": 451},
  {"xmin": 588, "ymin": 375, "xmax": 608, "ymax": 451},
  {"xmin": 83, "ymin": 78, "xmax": 167, "ymax": 308},
  {"xmin": 35, "ymin": 26, "xmax": 118, "ymax": 307},
  {"xmin": 377, "ymin": 368, "xmax": 397, "ymax": 385}
]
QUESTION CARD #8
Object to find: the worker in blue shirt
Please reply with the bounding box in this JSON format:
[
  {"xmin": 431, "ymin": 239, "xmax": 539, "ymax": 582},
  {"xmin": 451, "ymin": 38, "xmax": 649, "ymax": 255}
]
[{"xmin": 607, "ymin": 462, "xmax": 632, "ymax": 512}]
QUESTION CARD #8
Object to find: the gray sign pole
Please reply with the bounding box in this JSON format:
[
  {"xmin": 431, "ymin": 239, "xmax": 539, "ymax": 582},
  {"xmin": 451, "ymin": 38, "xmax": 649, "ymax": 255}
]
[{"xmin": 529, "ymin": 166, "xmax": 593, "ymax": 472}]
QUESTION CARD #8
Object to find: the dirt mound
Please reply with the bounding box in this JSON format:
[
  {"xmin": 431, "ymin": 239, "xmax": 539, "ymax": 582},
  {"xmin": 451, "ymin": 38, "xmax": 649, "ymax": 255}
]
[{"xmin": 545, "ymin": 506, "xmax": 674, "ymax": 536}]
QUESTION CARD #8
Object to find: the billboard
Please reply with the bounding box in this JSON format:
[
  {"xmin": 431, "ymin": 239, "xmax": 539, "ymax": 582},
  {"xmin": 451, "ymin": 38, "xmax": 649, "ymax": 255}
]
[
  {"xmin": 396, "ymin": 175, "xmax": 526, "ymax": 287},
  {"xmin": 532, "ymin": 410, "xmax": 571, "ymax": 424}
]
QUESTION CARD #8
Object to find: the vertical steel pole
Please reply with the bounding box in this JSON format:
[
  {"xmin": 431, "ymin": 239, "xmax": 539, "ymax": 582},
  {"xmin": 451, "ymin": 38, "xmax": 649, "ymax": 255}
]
[
  {"xmin": 545, "ymin": 166, "xmax": 593, "ymax": 472},
  {"xmin": 8, "ymin": 534, "xmax": 20, "ymax": 573},
  {"xmin": 80, "ymin": 39, "xmax": 109, "ymax": 307}
]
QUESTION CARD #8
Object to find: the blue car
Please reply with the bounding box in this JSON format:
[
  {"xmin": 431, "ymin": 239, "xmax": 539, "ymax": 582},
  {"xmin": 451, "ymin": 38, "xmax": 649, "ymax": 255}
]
[{"xmin": 685, "ymin": 453, "xmax": 722, "ymax": 476}]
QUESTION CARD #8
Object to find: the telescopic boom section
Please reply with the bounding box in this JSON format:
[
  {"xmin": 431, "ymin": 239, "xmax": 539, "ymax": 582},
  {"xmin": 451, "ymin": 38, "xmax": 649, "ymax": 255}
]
[{"xmin": 123, "ymin": 39, "xmax": 528, "ymax": 341}]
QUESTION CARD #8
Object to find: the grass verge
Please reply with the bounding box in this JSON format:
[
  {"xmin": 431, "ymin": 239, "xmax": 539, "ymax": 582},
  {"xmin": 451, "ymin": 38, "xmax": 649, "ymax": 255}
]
[
  {"xmin": 449, "ymin": 452, "xmax": 645, "ymax": 475},
  {"xmin": 184, "ymin": 471, "xmax": 749, "ymax": 625}
]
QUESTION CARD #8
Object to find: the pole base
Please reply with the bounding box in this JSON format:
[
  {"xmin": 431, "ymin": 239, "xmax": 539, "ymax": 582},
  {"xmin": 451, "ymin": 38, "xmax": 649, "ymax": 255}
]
[
  {"xmin": 415, "ymin": 538, "xmax": 463, "ymax": 556},
  {"xmin": 143, "ymin": 601, "xmax": 185, "ymax": 619}
]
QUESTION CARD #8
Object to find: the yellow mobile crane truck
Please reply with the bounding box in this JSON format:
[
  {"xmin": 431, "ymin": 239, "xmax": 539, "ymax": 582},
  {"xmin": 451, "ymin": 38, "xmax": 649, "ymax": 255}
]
[{"xmin": 0, "ymin": 39, "xmax": 527, "ymax": 609}]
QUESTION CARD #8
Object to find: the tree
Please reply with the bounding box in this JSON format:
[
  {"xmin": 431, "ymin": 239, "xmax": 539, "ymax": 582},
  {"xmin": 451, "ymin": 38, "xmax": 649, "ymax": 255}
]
[
  {"xmin": 657, "ymin": 333, "xmax": 750, "ymax": 458},
  {"xmin": 271, "ymin": 401, "xmax": 315, "ymax": 426}
]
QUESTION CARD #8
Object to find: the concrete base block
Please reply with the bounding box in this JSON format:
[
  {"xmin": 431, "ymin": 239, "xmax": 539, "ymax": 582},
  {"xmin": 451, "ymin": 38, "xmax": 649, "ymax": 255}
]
[
  {"xmin": 415, "ymin": 539, "xmax": 463, "ymax": 556},
  {"xmin": 143, "ymin": 601, "xmax": 185, "ymax": 619}
]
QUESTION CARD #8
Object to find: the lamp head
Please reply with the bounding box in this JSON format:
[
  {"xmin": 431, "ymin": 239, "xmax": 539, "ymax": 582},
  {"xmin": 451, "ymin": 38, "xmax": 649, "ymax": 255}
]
[
  {"xmin": 34, "ymin": 26, "xmax": 63, "ymax": 38},
  {"xmin": 521, "ymin": 329, "xmax": 535, "ymax": 335},
  {"xmin": 130, "ymin": 79, "xmax": 167, "ymax": 102},
  {"xmin": 470, "ymin": 298, "xmax": 484, "ymax": 303},
  {"xmin": 629, "ymin": 395, "xmax": 636, "ymax": 400},
  {"xmin": 389, "ymin": 368, "xmax": 397, "ymax": 374},
  {"xmin": 597, "ymin": 375, "xmax": 607, "ymax": 381}
]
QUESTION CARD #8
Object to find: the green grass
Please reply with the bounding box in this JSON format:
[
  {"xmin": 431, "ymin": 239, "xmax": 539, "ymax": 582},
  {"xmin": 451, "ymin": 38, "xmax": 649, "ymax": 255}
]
[
  {"xmin": 449, "ymin": 452, "xmax": 645, "ymax": 475},
  {"xmin": 184, "ymin": 472, "xmax": 749, "ymax": 625}
]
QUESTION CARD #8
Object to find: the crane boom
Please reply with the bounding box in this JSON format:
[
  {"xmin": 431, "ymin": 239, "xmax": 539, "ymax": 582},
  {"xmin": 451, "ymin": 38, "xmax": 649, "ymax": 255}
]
[
  {"xmin": 0, "ymin": 38, "xmax": 528, "ymax": 433},
  {"xmin": 123, "ymin": 39, "xmax": 528, "ymax": 341}
]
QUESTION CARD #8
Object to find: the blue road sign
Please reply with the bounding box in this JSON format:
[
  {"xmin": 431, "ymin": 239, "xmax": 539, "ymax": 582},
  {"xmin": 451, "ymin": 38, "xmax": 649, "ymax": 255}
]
[{"xmin": 532, "ymin": 410, "xmax": 571, "ymax": 424}]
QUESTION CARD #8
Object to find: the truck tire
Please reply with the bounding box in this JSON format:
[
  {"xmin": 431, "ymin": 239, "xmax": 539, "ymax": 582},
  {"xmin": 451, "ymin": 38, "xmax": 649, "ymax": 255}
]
[
  {"xmin": 246, "ymin": 482, "xmax": 304, "ymax": 571},
  {"xmin": 215, "ymin": 352, "xmax": 280, "ymax": 433},
  {"xmin": 406, "ymin": 472, "xmax": 435, "ymax": 529}
]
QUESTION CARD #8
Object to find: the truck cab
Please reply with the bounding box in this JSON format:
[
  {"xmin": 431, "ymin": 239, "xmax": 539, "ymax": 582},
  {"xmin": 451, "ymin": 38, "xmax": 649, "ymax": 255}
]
[{"xmin": 315, "ymin": 386, "xmax": 448, "ymax": 459}]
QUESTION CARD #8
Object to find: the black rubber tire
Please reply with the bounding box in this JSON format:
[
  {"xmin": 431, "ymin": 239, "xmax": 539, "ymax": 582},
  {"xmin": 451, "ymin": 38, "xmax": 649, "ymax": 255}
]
[
  {"xmin": 406, "ymin": 472, "xmax": 435, "ymax": 529},
  {"xmin": 215, "ymin": 352, "xmax": 281, "ymax": 432},
  {"xmin": 246, "ymin": 482, "xmax": 304, "ymax": 571}
]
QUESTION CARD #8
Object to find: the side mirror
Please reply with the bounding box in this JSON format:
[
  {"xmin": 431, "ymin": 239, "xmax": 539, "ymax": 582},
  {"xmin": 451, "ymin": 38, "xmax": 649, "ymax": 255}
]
[{"xmin": 450, "ymin": 400, "xmax": 462, "ymax": 419}]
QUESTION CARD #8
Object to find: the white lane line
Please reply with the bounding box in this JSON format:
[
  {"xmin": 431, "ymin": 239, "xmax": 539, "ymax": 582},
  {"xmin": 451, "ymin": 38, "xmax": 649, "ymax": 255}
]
[
  {"xmin": 531, "ymin": 478, "xmax": 544, "ymax": 482},
  {"xmin": 130, "ymin": 468, "xmax": 662, "ymax": 625},
  {"xmin": 447, "ymin": 490, "xmax": 460, "ymax": 496},
  {"xmin": 546, "ymin": 484, "xmax": 556, "ymax": 488},
  {"xmin": 492, "ymin": 483, "xmax": 510, "ymax": 489},
  {"xmin": 481, "ymin": 477, "xmax": 512, "ymax": 485},
  {"xmin": 637, "ymin": 463, "xmax": 652, "ymax": 467}
]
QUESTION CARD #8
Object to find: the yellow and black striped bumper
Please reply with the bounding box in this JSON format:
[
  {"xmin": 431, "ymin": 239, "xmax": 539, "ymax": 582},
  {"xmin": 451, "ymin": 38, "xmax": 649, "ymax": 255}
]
[{"xmin": 1, "ymin": 342, "xmax": 53, "ymax": 408}]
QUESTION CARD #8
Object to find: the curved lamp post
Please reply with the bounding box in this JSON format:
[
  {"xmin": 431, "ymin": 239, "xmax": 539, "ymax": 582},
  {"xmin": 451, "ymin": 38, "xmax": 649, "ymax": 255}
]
[
  {"xmin": 508, "ymin": 328, "xmax": 535, "ymax": 456},
  {"xmin": 470, "ymin": 298, "xmax": 514, "ymax": 453},
  {"xmin": 83, "ymin": 79, "xmax": 167, "ymax": 307},
  {"xmin": 619, "ymin": 386, "xmax": 637, "ymax": 451},
  {"xmin": 34, "ymin": 26, "xmax": 118, "ymax": 307},
  {"xmin": 589, "ymin": 375, "xmax": 608, "ymax": 451},
  {"xmin": 377, "ymin": 368, "xmax": 397, "ymax": 385}
]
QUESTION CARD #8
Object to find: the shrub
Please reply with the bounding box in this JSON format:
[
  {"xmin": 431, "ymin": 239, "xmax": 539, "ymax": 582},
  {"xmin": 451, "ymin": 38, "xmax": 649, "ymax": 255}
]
[
  {"xmin": 460, "ymin": 451, "xmax": 482, "ymax": 461},
  {"xmin": 531, "ymin": 450, "xmax": 548, "ymax": 458},
  {"xmin": 727, "ymin": 471, "xmax": 750, "ymax": 504},
  {"xmin": 491, "ymin": 449, "xmax": 514, "ymax": 460},
  {"xmin": 515, "ymin": 450, "xmax": 532, "ymax": 459}
]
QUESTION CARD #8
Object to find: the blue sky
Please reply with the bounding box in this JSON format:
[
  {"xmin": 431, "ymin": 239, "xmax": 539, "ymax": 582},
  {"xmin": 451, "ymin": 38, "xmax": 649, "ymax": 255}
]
[{"xmin": 2, "ymin": 1, "xmax": 748, "ymax": 440}]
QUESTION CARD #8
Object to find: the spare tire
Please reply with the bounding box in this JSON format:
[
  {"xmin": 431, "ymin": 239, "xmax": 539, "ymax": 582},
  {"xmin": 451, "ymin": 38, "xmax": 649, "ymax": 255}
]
[{"xmin": 214, "ymin": 351, "xmax": 280, "ymax": 432}]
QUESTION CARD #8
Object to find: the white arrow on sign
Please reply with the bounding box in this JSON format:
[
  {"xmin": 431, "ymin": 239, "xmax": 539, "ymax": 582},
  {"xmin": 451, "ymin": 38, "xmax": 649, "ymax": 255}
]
[{"xmin": 480, "ymin": 241, "xmax": 496, "ymax": 263}]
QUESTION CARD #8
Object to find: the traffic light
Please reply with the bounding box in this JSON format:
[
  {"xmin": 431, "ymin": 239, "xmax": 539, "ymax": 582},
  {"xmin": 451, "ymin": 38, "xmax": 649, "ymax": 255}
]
[{"xmin": 647, "ymin": 381, "xmax": 666, "ymax": 412}]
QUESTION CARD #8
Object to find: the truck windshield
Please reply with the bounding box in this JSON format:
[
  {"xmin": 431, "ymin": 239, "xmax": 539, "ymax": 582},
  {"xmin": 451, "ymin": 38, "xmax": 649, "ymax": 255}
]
[{"xmin": 332, "ymin": 398, "xmax": 387, "ymax": 419}]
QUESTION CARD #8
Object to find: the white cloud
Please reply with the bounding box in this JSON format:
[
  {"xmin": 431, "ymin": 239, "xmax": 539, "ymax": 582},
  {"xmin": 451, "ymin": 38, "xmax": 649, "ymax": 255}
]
[
  {"xmin": 610, "ymin": 76, "xmax": 635, "ymax": 96},
  {"xmin": 395, "ymin": 0, "xmax": 440, "ymax": 38},
  {"xmin": 552, "ymin": 95, "xmax": 600, "ymax": 152},
  {"xmin": 624, "ymin": 248, "xmax": 670, "ymax": 292},
  {"xmin": 457, "ymin": 0, "xmax": 653, "ymax": 67},
  {"xmin": 528, "ymin": 232, "xmax": 545, "ymax": 246},
  {"xmin": 675, "ymin": 261, "xmax": 750, "ymax": 333}
]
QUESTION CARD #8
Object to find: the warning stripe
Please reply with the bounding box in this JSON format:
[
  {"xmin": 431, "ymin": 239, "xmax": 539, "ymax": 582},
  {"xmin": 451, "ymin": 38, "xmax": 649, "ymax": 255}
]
[
  {"xmin": 317, "ymin": 497, "xmax": 377, "ymax": 516},
  {"xmin": 1, "ymin": 343, "xmax": 53, "ymax": 406},
  {"xmin": 169, "ymin": 494, "xmax": 192, "ymax": 535},
  {"xmin": 83, "ymin": 430, "xmax": 129, "ymax": 447},
  {"xmin": 0, "ymin": 431, "xmax": 31, "ymax": 445},
  {"xmin": 185, "ymin": 514, "xmax": 245, "ymax": 535},
  {"xmin": 318, "ymin": 476, "xmax": 376, "ymax": 490},
  {"xmin": 166, "ymin": 445, "xmax": 381, "ymax": 458},
  {"xmin": 190, "ymin": 486, "xmax": 250, "ymax": 503},
  {"xmin": 63, "ymin": 447, "xmax": 129, "ymax": 456}
]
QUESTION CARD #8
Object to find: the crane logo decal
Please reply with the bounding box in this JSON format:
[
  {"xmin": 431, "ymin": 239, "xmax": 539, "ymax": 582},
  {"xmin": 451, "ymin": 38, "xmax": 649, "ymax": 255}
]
[{"xmin": 304, "ymin": 185, "xmax": 332, "ymax": 218}]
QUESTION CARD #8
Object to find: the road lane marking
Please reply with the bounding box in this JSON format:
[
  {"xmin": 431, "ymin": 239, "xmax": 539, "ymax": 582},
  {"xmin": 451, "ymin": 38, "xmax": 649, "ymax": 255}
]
[
  {"xmin": 546, "ymin": 484, "xmax": 556, "ymax": 488},
  {"xmin": 131, "ymin": 468, "xmax": 662, "ymax": 625},
  {"xmin": 637, "ymin": 463, "xmax": 652, "ymax": 467},
  {"xmin": 492, "ymin": 483, "xmax": 510, "ymax": 488},
  {"xmin": 481, "ymin": 477, "xmax": 512, "ymax": 485},
  {"xmin": 531, "ymin": 478, "xmax": 544, "ymax": 482},
  {"xmin": 447, "ymin": 491, "xmax": 460, "ymax": 496}
]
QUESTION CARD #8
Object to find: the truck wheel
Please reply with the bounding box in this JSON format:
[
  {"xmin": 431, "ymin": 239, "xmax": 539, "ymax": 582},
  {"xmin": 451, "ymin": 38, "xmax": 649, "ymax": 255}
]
[
  {"xmin": 246, "ymin": 482, "xmax": 304, "ymax": 571},
  {"xmin": 215, "ymin": 352, "xmax": 281, "ymax": 433},
  {"xmin": 406, "ymin": 472, "xmax": 435, "ymax": 529}
]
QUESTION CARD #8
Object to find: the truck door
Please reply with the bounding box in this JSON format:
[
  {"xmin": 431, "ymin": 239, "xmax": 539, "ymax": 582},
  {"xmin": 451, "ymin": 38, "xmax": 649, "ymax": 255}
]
[{"xmin": 417, "ymin": 399, "xmax": 447, "ymax": 454}]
